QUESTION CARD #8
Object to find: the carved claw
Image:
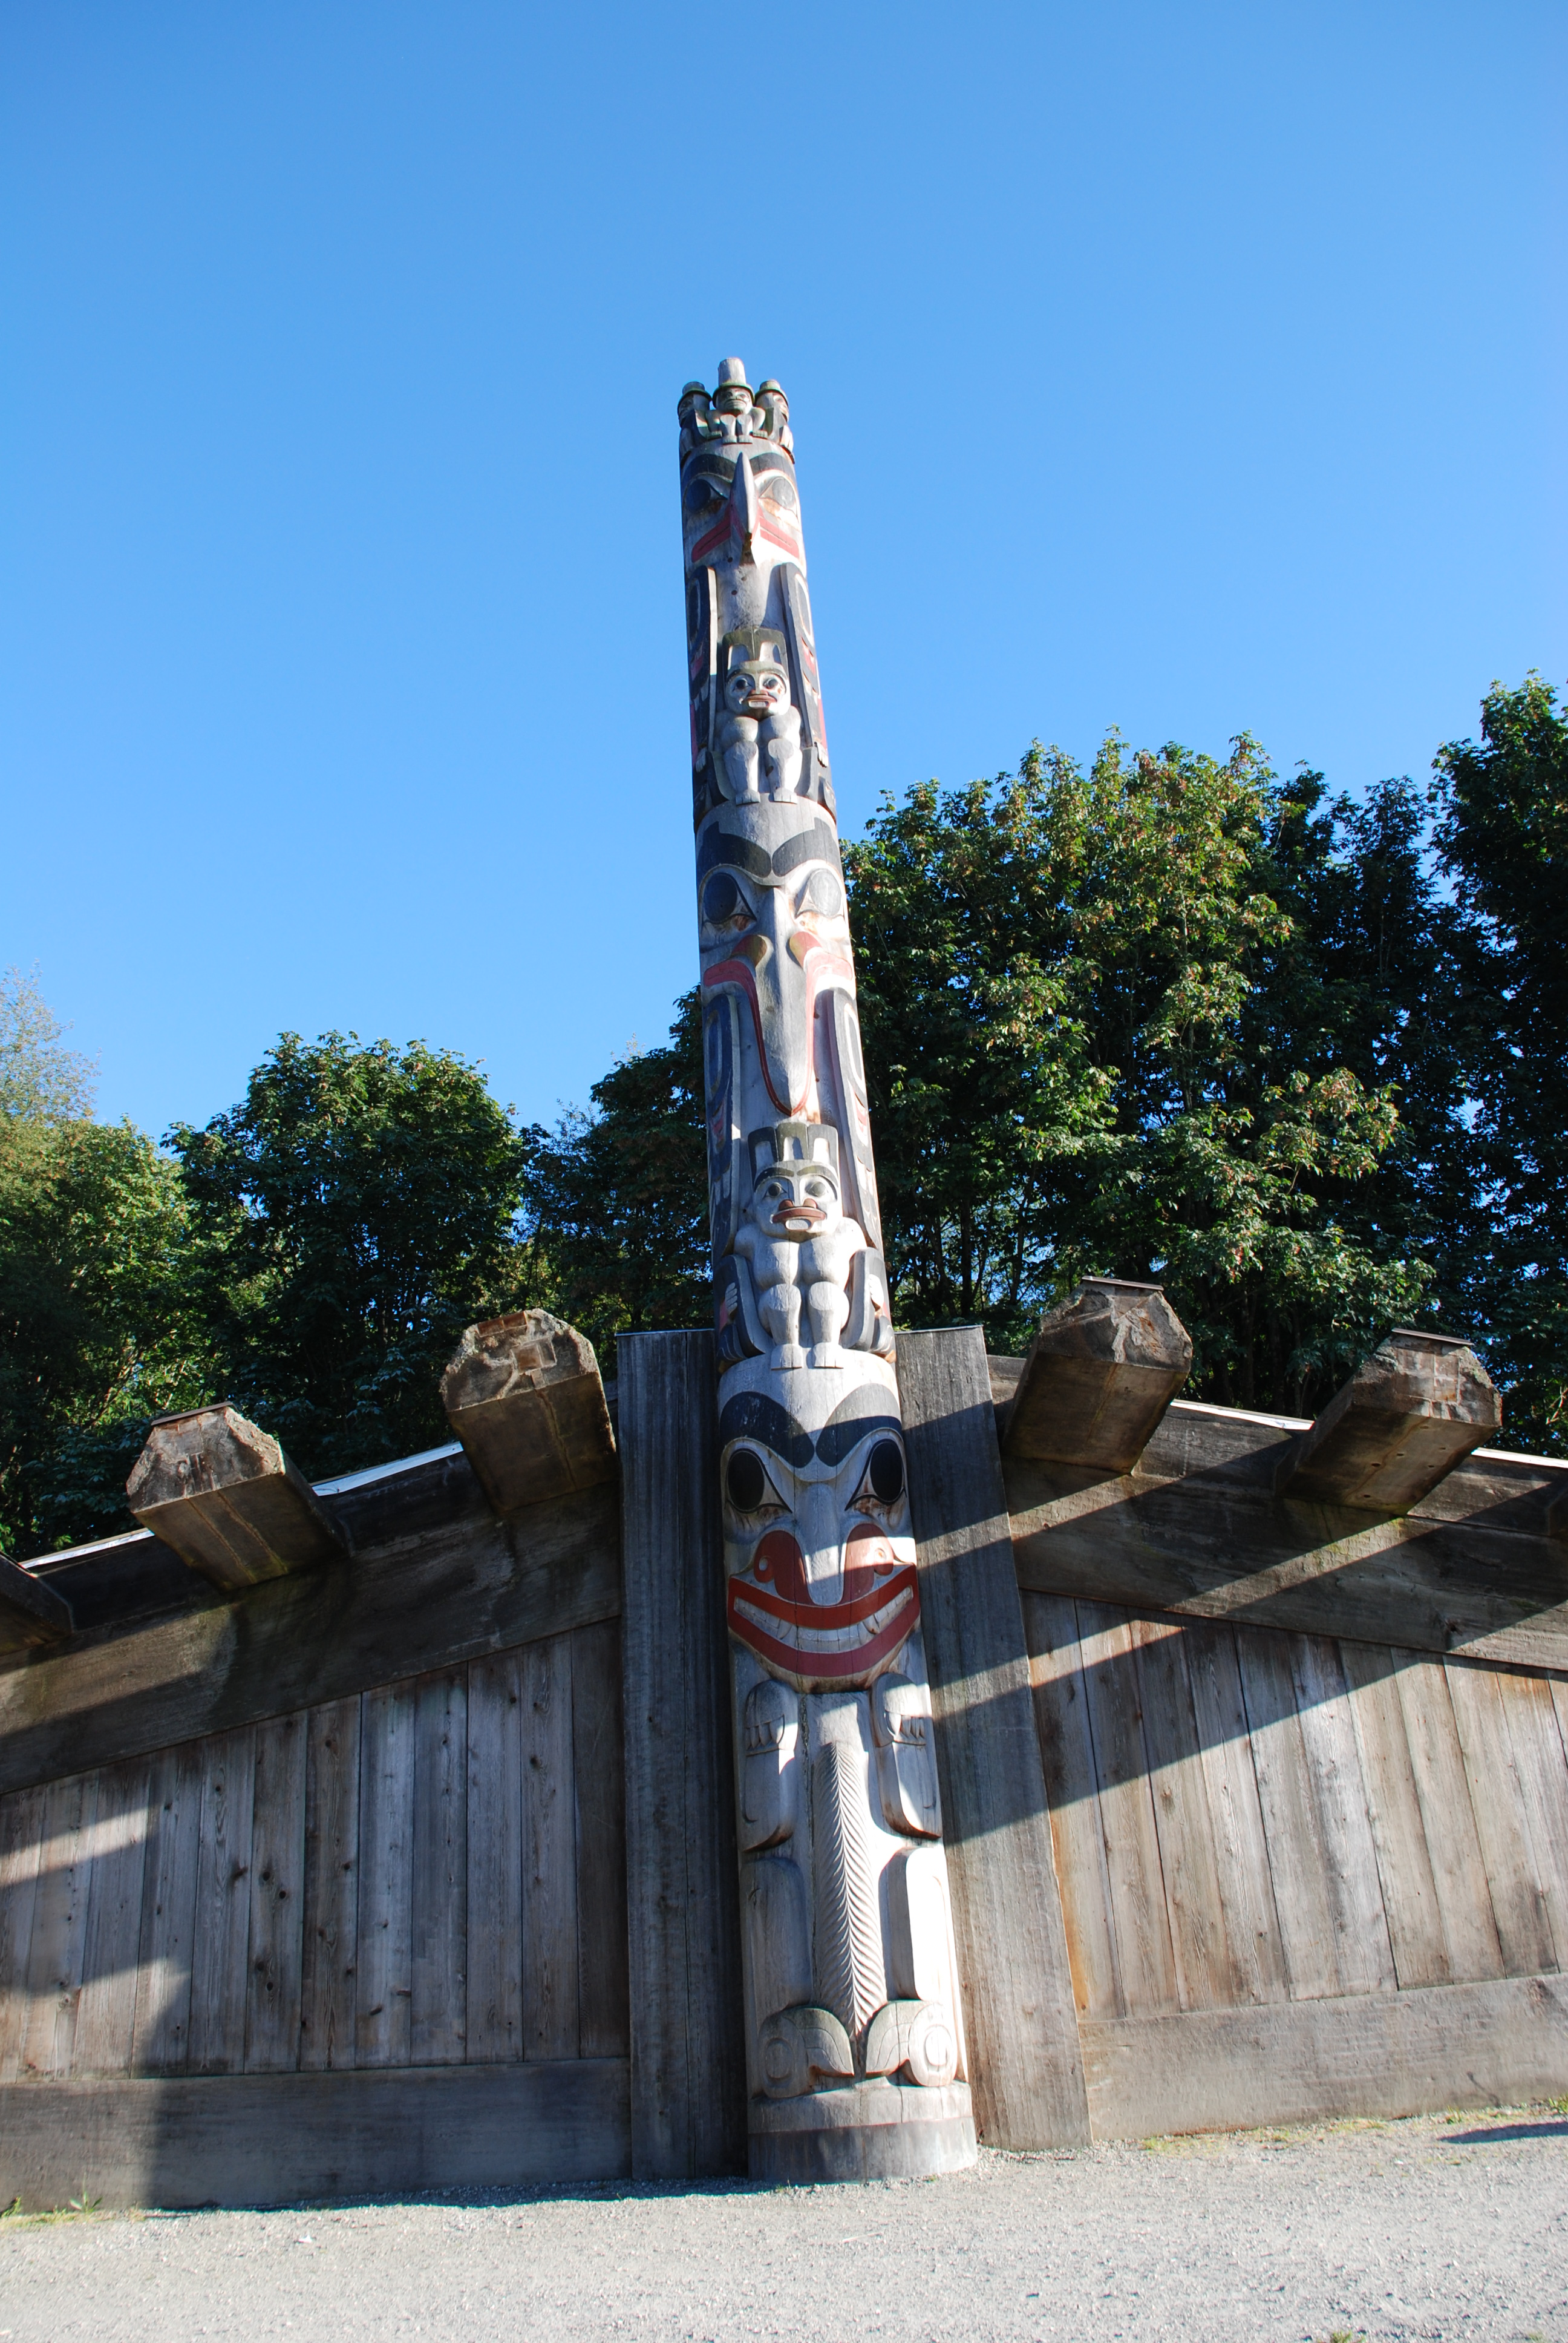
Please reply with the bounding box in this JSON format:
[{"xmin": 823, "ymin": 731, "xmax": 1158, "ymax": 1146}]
[{"xmin": 758, "ymin": 2004, "xmax": 855, "ymax": 2099}]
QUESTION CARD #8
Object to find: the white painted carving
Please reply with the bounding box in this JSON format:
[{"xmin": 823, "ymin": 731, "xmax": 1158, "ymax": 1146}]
[
  {"xmin": 740, "ymin": 1677, "xmax": 799, "ymax": 1850},
  {"xmin": 864, "ymin": 1997, "xmax": 959, "ymax": 2088},
  {"xmin": 757, "ymin": 2003, "xmax": 854, "ymax": 2099},
  {"xmin": 871, "ymin": 1671, "xmax": 942, "ymax": 1838},
  {"xmin": 732, "ymin": 1127, "xmax": 866, "ymax": 1372}
]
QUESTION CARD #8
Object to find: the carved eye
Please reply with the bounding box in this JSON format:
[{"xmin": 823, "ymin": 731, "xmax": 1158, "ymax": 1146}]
[
  {"xmin": 806, "ymin": 1180, "xmax": 829, "ymax": 1198},
  {"xmin": 701, "ymin": 872, "xmax": 748, "ymax": 928},
  {"xmin": 864, "ymin": 1440, "xmax": 905, "ymax": 1505},
  {"xmin": 725, "ymin": 1447, "xmax": 780, "ymax": 1512},
  {"xmin": 799, "ymin": 868, "xmax": 843, "ymax": 918},
  {"xmin": 760, "ymin": 475, "xmax": 798, "ymax": 513},
  {"xmin": 765, "ymin": 1181, "xmax": 784, "ymax": 1198},
  {"xmin": 684, "ymin": 471, "xmax": 728, "ymax": 513}
]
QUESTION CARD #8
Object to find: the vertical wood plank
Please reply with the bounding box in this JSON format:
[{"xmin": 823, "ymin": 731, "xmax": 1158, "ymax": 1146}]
[
  {"xmin": 521, "ymin": 1634, "xmax": 580, "ymax": 2060},
  {"xmin": 1022, "ymin": 1591, "xmax": 1120, "ymax": 2019},
  {"xmin": 131, "ymin": 1743, "xmax": 203, "ymax": 2074},
  {"xmin": 1443, "ymin": 1659, "xmax": 1557, "ymax": 1974},
  {"xmin": 465, "ymin": 1653, "xmax": 523, "ymax": 2063},
  {"xmin": 572, "ymin": 1617, "xmax": 630, "ymax": 2059},
  {"xmin": 619, "ymin": 1328, "xmax": 746, "ymax": 2180},
  {"xmin": 188, "ymin": 1728, "xmax": 257, "ymax": 2074},
  {"xmin": 0, "ymin": 1786, "xmax": 46, "ymax": 2081},
  {"xmin": 356, "ymin": 1681, "xmax": 416, "ymax": 2066},
  {"xmin": 412, "ymin": 1668, "xmax": 468, "ymax": 2065},
  {"xmin": 1491, "ymin": 1668, "xmax": 1568, "ymax": 1971},
  {"xmin": 1128, "ymin": 1616, "xmax": 1238, "ymax": 2011},
  {"xmin": 1289, "ymin": 1635, "xmax": 1397, "ymax": 1996},
  {"xmin": 1074, "ymin": 1603, "xmax": 1180, "ymax": 2017},
  {"xmin": 1181, "ymin": 1624, "xmax": 1289, "ymax": 2007},
  {"xmin": 1236, "ymin": 1628, "xmax": 1341, "ymax": 2001},
  {"xmin": 246, "ymin": 1711, "xmax": 308, "ymax": 2073},
  {"xmin": 898, "ymin": 1325, "xmax": 1091, "ymax": 2148},
  {"xmin": 299, "ymin": 1697, "xmax": 361, "ymax": 2072},
  {"xmin": 72, "ymin": 1758, "xmax": 152, "ymax": 2076},
  {"xmin": 20, "ymin": 1772, "xmax": 97, "ymax": 2076},
  {"xmin": 1393, "ymin": 1651, "xmax": 1503, "ymax": 1983},
  {"xmin": 1338, "ymin": 1642, "xmax": 1451, "ymax": 1989}
]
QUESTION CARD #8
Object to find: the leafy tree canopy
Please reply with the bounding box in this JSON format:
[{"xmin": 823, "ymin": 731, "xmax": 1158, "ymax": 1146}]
[{"xmin": 168, "ymin": 1032, "xmax": 534, "ymax": 1480}]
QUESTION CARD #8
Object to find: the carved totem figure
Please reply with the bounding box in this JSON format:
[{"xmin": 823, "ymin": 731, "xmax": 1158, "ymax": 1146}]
[{"xmin": 678, "ymin": 359, "xmax": 976, "ymax": 2180}]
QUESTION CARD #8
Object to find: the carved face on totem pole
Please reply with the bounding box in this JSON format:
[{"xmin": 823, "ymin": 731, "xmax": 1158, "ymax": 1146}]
[
  {"xmin": 678, "ymin": 361, "xmax": 971, "ymax": 2174},
  {"xmin": 719, "ymin": 1378, "xmax": 916, "ymax": 1696}
]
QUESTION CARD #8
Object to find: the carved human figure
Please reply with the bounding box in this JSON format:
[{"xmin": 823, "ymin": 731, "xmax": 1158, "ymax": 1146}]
[
  {"xmin": 716, "ymin": 632, "xmax": 803, "ymax": 803},
  {"xmin": 731, "ymin": 1127, "xmax": 865, "ymax": 1370}
]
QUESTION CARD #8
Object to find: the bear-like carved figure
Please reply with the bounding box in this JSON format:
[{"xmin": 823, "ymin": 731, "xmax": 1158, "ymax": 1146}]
[
  {"xmin": 716, "ymin": 631, "xmax": 803, "ymax": 803},
  {"xmin": 731, "ymin": 1137, "xmax": 865, "ymax": 1371}
]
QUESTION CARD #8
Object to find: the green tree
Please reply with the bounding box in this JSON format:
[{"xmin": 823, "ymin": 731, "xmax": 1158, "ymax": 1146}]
[
  {"xmin": 1434, "ymin": 673, "xmax": 1568, "ymax": 1448},
  {"xmin": 520, "ymin": 992, "xmax": 710, "ymax": 1358},
  {"xmin": 169, "ymin": 1032, "xmax": 533, "ymax": 1480},
  {"xmin": 1, "ymin": 970, "xmax": 202, "ymax": 1556},
  {"xmin": 848, "ymin": 736, "xmax": 1431, "ymax": 1407}
]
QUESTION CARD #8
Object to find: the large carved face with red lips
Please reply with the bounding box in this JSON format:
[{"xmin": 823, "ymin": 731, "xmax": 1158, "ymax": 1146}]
[
  {"xmin": 719, "ymin": 1372, "xmax": 917, "ymax": 1695},
  {"xmin": 697, "ymin": 807, "xmax": 853, "ymax": 1120}
]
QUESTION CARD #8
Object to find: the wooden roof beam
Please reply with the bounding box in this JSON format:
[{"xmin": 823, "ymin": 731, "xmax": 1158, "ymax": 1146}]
[
  {"xmin": 1273, "ymin": 1330, "xmax": 1501, "ymax": 1514},
  {"xmin": 1000, "ymin": 1279, "xmax": 1193, "ymax": 1474},
  {"xmin": 126, "ymin": 1404, "xmax": 346, "ymax": 1591},
  {"xmin": 440, "ymin": 1311, "xmax": 616, "ymax": 1516}
]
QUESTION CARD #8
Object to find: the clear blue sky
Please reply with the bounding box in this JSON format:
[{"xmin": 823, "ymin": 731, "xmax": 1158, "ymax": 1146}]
[{"xmin": 3, "ymin": 2, "xmax": 1563, "ymax": 1141}]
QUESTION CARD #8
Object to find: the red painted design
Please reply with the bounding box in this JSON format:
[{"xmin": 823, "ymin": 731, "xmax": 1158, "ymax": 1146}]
[
  {"xmin": 727, "ymin": 1524, "xmax": 920, "ymax": 1683},
  {"xmin": 702, "ymin": 942, "xmax": 855, "ymax": 1116}
]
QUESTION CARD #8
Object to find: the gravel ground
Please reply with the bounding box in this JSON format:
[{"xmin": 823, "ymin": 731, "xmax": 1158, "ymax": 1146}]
[{"xmin": 1, "ymin": 2107, "xmax": 1564, "ymax": 2343}]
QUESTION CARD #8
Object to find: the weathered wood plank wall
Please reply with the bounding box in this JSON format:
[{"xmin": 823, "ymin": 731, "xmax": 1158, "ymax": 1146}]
[
  {"xmin": 1024, "ymin": 1589, "xmax": 1568, "ymax": 2135},
  {"xmin": 0, "ymin": 1624, "xmax": 627, "ymax": 2086}
]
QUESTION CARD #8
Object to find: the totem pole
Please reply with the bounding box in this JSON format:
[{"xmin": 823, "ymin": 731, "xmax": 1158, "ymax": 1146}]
[{"xmin": 677, "ymin": 359, "xmax": 977, "ymax": 2181}]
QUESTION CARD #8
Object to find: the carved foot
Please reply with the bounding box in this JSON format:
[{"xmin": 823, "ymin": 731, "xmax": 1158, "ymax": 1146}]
[
  {"xmin": 769, "ymin": 1343, "xmax": 808, "ymax": 1371},
  {"xmin": 863, "ymin": 1999, "xmax": 958, "ymax": 2088},
  {"xmin": 758, "ymin": 2004, "xmax": 855, "ymax": 2100},
  {"xmin": 805, "ymin": 1342, "xmax": 844, "ymax": 1370}
]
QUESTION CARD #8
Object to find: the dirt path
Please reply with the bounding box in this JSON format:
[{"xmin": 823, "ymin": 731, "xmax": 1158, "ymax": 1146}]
[{"xmin": 2, "ymin": 2107, "xmax": 1564, "ymax": 2342}]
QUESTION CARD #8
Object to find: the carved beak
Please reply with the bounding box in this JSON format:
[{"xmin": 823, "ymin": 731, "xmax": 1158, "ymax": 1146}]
[{"xmin": 728, "ymin": 447, "xmax": 759, "ymax": 565}]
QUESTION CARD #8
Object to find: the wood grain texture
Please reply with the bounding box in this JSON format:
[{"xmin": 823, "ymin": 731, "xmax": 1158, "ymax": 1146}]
[
  {"xmin": 355, "ymin": 1684, "xmax": 415, "ymax": 2068},
  {"xmin": 1491, "ymin": 1666, "xmax": 1568, "ymax": 1971},
  {"xmin": 411, "ymin": 1670, "xmax": 468, "ymax": 2066},
  {"xmin": 0, "ymin": 1480, "xmax": 621, "ymax": 1799},
  {"xmin": 1004, "ymin": 1445, "xmax": 1568, "ymax": 1672},
  {"xmin": 1392, "ymin": 1651, "xmax": 1504, "ymax": 1984},
  {"xmin": 1180, "ymin": 1623, "xmax": 1289, "ymax": 2007},
  {"xmin": 72, "ymin": 1758, "xmax": 152, "ymax": 2076},
  {"xmin": 897, "ymin": 1326, "xmax": 1090, "ymax": 2148},
  {"xmin": 618, "ymin": 1330, "xmax": 746, "ymax": 2181},
  {"xmin": 0, "ymin": 2057, "xmax": 630, "ymax": 2211},
  {"xmin": 245, "ymin": 1713, "xmax": 307, "ymax": 2073},
  {"xmin": 187, "ymin": 1730, "xmax": 256, "ymax": 2075},
  {"xmin": 1338, "ymin": 1642, "xmax": 1449, "ymax": 1989},
  {"xmin": 1443, "ymin": 1658, "xmax": 1558, "ymax": 1975},
  {"xmin": 1022, "ymin": 1592, "xmax": 1120, "ymax": 2019},
  {"xmin": 1234, "ymin": 1631, "xmax": 1342, "ymax": 2001},
  {"xmin": 0, "ymin": 1786, "xmax": 45, "ymax": 2080},
  {"xmin": 465, "ymin": 1654, "xmax": 523, "ymax": 2063},
  {"xmin": 1081, "ymin": 1972, "xmax": 1568, "ymax": 2140},
  {"xmin": 1073, "ymin": 1603, "xmax": 1179, "ymax": 2017},
  {"xmin": 1287, "ymin": 1634, "xmax": 1396, "ymax": 1997},
  {"xmin": 298, "ymin": 1698, "xmax": 360, "ymax": 2073},
  {"xmin": 521, "ymin": 1636, "xmax": 579, "ymax": 2060},
  {"xmin": 21, "ymin": 1772, "xmax": 97, "ymax": 2077},
  {"xmin": 1128, "ymin": 1616, "xmax": 1236, "ymax": 2010},
  {"xmin": 572, "ymin": 1619, "xmax": 630, "ymax": 2059},
  {"xmin": 131, "ymin": 1745, "xmax": 203, "ymax": 2074}
]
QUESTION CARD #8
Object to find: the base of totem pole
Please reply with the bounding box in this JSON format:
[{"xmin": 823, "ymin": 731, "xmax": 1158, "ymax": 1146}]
[{"xmin": 748, "ymin": 2081, "xmax": 976, "ymax": 2184}]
